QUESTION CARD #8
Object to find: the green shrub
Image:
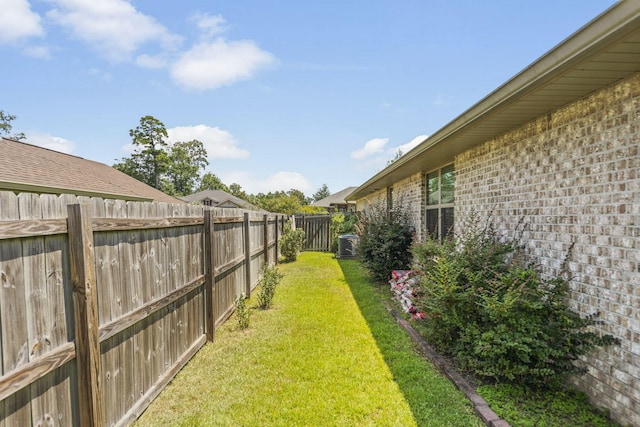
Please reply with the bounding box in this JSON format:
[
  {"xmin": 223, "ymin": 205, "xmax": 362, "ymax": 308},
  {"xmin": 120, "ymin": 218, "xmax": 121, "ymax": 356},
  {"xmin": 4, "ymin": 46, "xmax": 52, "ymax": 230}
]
[
  {"xmin": 234, "ymin": 294, "xmax": 250, "ymax": 330},
  {"xmin": 280, "ymin": 219, "xmax": 305, "ymax": 262},
  {"xmin": 356, "ymin": 201, "xmax": 414, "ymax": 282},
  {"xmin": 330, "ymin": 212, "xmax": 358, "ymax": 252},
  {"xmin": 256, "ymin": 264, "xmax": 284, "ymax": 309},
  {"xmin": 413, "ymin": 212, "xmax": 616, "ymax": 387}
]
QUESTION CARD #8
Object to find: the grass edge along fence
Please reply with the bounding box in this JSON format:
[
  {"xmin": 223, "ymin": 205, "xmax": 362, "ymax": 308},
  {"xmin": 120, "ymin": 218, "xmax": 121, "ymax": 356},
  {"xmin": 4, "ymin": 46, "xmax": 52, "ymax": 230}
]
[{"xmin": 0, "ymin": 191, "xmax": 285, "ymax": 427}]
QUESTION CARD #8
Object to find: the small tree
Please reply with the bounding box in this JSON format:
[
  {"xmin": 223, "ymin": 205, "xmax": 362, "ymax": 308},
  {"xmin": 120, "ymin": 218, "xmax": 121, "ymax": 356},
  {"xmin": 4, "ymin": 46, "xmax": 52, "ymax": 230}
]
[
  {"xmin": 280, "ymin": 219, "xmax": 305, "ymax": 262},
  {"xmin": 356, "ymin": 201, "xmax": 414, "ymax": 282},
  {"xmin": 256, "ymin": 264, "xmax": 284, "ymax": 309},
  {"xmin": 412, "ymin": 213, "xmax": 617, "ymax": 387}
]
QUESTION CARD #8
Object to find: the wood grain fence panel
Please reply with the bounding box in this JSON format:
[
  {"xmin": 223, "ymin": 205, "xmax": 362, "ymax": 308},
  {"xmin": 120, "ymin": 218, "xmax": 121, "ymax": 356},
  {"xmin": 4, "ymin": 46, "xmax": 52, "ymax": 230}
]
[
  {"xmin": 175, "ymin": 205, "xmax": 188, "ymax": 360},
  {"xmin": 295, "ymin": 214, "xmax": 331, "ymax": 251},
  {"xmin": 0, "ymin": 192, "xmax": 282, "ymax": 427},
  {"xmin": 41, "ymin": 194, "xmax": 76, "ymax": 425},
  {"xmin": 90, "ymin": 198, "xmax": 113, "ymax": 326},
  {"xmin": 18, "ymin": 193, "xmax": 61, "ymax": 427},
  {"xmin": 204, "ymin": 210, "xmax": 216, "ymax": 341},
  {"xmin": 98, "ymin": 198, "xmax": 125, "ymax": 426},
  {"xmin": 146, "ymin": 203, "xmax": 166, "ymax": 393},
  {"xmin": 0, "ymin": 191, "xmax": 31, "ymax": 426},
  {"xmin": 153, "ymin": 203, "xmax": 170, "ymax": 402},
  {"xmin": 124, "ymin": 202, "xmax": 146, "ymax": 412},
  {"xmin": 139, "ymin": 203, "xmax": 159, "ymax": 403}
]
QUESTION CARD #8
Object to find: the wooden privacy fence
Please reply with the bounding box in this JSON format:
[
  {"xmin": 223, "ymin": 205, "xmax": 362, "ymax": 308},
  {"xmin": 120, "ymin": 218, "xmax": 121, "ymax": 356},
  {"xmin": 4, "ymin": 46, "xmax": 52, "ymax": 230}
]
[
  {"xmin": 0, "ymin": 191, "xmax": 285, "ymax": 427},
  {"xmin": 293, "ymin": 214, "xmax": 331, "ymax": 252}
]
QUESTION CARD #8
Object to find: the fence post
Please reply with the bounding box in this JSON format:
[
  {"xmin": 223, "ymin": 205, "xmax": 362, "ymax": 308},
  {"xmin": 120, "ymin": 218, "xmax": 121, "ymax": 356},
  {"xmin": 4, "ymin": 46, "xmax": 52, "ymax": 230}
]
[
  {"xmin": 67, "ymin": 203, "xmax": 104, "ymax": 427},
  {"xmin": 274, "ymin": 215, "xmax": 279, "ymax": 265},
  {"xmin": 204, "ymin": 210, "xmax": 216, "ymax": 341},
  {"xmin": 243, "ymin": 212, "xmax": 251, "ymax": 297},
  {"xmin": 327, "ymin": 214, "xmax": 332, "ymax": 253},
  {"xmin": 263, "ymin": 214, "xmax": 269, "ymax": 267}
]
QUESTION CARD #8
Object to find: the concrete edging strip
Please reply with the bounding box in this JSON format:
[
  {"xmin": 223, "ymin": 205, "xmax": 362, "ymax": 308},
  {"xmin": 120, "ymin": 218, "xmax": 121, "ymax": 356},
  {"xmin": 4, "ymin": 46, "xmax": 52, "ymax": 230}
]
[{"xmin": 383, "ymin": 302, "xmax": 511, "ymax": 427}]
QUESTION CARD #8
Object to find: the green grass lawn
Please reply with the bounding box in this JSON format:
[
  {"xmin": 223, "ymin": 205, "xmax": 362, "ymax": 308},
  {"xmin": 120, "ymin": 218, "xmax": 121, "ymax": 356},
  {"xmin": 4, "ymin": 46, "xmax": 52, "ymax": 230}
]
[{"xmin": 134, "ymin": 252, "xmax": 482, "ymax": 426}]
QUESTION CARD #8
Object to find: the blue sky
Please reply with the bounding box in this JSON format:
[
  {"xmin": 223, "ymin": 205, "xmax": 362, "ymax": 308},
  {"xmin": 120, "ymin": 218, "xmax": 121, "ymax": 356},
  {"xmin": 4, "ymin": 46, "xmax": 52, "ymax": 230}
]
[{"xmin": 1, "ymin": 0, "xmax": 616, "ymax": 197}]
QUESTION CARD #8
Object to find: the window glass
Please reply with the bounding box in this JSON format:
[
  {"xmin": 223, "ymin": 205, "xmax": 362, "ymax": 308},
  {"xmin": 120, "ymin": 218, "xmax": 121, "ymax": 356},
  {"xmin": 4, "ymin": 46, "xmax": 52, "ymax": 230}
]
[
  {"xmin": 426, "ymin": 209, "xmax": 439, "ymax": 238},
  {"xmin": 441, "ymin": 207, "xmax": 454, "ymax": 238},
  {"xmin": 441, "ymin": 164, "xmax": 455, "ymax": 204},
  {"xmin": 427, "ymin": 172, "xmax": 439, "ymax": 205},
  {"xmin": 425, "ymin": 164, "xmax": 455, "ymax": 241}
]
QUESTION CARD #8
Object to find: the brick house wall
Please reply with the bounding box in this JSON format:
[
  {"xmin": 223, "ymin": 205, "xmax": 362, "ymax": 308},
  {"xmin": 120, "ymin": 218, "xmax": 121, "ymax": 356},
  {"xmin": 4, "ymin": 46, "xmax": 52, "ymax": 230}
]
[
  {"xmin": 454, "ymin": 72, "xmax": 640, "ymax": 426},
  {"xmin": 354, "ymin": 71, "xmax": 639, "ymax": 425},
  {"xmin": 354, "ymin": 174, "xmax": 425, "ymax": 240}
]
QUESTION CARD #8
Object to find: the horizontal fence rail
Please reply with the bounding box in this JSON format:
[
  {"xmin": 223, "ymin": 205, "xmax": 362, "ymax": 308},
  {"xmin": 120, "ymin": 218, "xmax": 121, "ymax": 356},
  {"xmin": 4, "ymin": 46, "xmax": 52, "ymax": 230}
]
[{"xmin": 0, "ymin": 191, "xmax": 284, "ymax": 427}]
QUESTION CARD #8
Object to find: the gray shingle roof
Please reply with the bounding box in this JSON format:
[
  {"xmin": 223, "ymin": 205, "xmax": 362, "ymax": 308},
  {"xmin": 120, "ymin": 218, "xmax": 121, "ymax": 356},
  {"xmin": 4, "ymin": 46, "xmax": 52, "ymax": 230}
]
[
  {"xmin": 311, "ymin": 186, "xmax": 358, "ymax": 208},
  {"xmin": 180, "ymin": 189, "xmax": 261, "ymax": 210},
  {"xmin": 0, "ymin": 137, "xmax": 182, "ymax": 203}
]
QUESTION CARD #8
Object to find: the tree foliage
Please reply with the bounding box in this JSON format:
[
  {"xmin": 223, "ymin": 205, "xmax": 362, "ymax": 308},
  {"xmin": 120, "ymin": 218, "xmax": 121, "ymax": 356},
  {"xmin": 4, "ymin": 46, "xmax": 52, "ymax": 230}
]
[
  {"xmin": 386, "ymin": 149, "xmax": 403, "ymax": 166},
  {"xmin": 229, "ymin": 183, "xmax": 249, "ymax": 201},
  {"xmin": 114, "ymin": 120, "xmax": 321, "ymax": 211},
  {"xmin": 356, "ymin": 201, "xmax": 414, "ymax": 281},
  {"xmin": 0, "ymin": 110, "xmax": 26, "ymax": 141},
  {"xmin": 164, "ymin": 140, "xmax": 208, "ymax": 196},
  {"xmin": 128, "ymin": 115, "xmax": 170, "ymax": 189},
  {"xmin": 252, "ymin": 189, "xmax": 314, "ymax": 215},
  {"xmin": 198, "ymin": 172, "xmax": 230, "ymax": 192},
  {"xmin": 312, "ymin": 183, "xmax": 331, "ymax": 202},
  {"xmin": 114, "ymin": 115, "xmax": 208, "ymax": 197}
]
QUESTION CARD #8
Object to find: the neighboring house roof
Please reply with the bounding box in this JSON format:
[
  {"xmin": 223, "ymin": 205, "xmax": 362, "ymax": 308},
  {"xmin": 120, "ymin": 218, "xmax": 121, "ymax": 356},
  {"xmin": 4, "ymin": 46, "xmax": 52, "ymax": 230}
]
[
  {"xmin": 0, "ymin": 137, "xmax": 182, "ymax": 203},
  {"xmin": 180, "ymin": 189, "xmax": 261, "ymax": 211},
  {"xmin": 311, "ymin": 186, "xmax": 358, "ymax": 208},
  {"xmin": 348, "ymin": 1, "xmax": 640, "ymax": 201}
]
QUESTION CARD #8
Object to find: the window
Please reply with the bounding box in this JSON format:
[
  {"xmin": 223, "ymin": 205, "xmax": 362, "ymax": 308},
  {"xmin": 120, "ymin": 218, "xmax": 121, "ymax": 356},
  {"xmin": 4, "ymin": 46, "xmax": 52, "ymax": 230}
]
[
  {"xmin": 387, "ymin": 186, "xmax": 394, "ymax": 214},
  {"xmin": 202, "ymin": 199, "xmax": 213, "ymax": 206},
  {"xmin": 425, "ymin": 164, "xmax": 454, "ymax": 240}
]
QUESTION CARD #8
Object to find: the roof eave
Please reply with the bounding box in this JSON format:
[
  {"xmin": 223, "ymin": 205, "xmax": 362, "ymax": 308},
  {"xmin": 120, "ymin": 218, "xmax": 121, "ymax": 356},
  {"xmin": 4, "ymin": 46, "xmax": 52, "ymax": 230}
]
[
  {"xmin": 0, "ymin": 180, "xmax": 153, "ymax": 202},
  {"xmin": 348, "ymin": 1, "xmax": 640, "ymax": 201}
]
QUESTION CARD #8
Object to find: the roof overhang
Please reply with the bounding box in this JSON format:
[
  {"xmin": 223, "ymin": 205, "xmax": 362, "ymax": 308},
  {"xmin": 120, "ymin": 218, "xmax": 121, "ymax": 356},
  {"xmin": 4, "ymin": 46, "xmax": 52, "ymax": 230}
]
[
  {"xmin": 0, "ymin": 180, "xmax": 152, "ymax": 202},
  {"xmin": 348, "ymin": 1, "xmax": 640, "ymax": 201}
]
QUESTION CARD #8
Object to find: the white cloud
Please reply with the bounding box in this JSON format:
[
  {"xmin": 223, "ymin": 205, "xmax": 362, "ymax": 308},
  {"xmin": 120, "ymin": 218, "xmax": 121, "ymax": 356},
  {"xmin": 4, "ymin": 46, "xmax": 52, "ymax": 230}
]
[
  {"xmin": 350, "ymin": 138, "xmax": 389, "ymax": 160},
  {"xmin": 170, "ymin": 39, "xmax": 276, "ymax": 90},
  {"xmin": 350, "ymin": 135, "xmax": 428, "ymax": 172},
  {"xmin": 166, "ymin": 125, "xmax": 250, "ymax": 160},
  {"xmin": 0, "ymin": 0, "xmax": 43, "ymax": 44},
  {"xmin": 23, "ymin": 45, "xmax": 52, "ymax": 59},
  {"xmin": 26, "ymin": 131, "xmax": 76, "ymax": 154},
  {"xmin": 136, "ymin": 53, "xmax": 168, "ymax": 69},
  {"xmin": 191, "ymin": 13, "xmax": 227, "ymax": 39},
  {"xmin": 46, "ymin": 0, "xmax": 182, "ymax": 62},
  {"xmin": 221, "ymin": 171, "xmax": 312, "ymax": 195},
  {"xmin": 395, "ymin": 134, "xmax": 427, "ymax": 155}
]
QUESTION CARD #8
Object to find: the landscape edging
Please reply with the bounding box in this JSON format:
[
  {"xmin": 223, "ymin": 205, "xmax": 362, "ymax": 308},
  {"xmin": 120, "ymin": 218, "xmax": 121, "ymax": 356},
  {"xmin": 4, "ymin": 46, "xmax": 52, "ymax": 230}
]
[{"xmin": 383, "ymin": 301, "xmax": 511, "ymax": 427}]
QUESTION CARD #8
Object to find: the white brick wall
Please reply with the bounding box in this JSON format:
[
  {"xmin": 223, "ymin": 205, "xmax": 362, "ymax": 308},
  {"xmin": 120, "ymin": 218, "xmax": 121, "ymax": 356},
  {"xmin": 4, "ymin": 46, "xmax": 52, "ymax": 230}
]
[
  {"xmin": 354, "ymin": 71, "xmax": 639, "ymax": 427},
  {"xmin": 455, "ymin": 72, "xmax": 640, "ymax": 426}
]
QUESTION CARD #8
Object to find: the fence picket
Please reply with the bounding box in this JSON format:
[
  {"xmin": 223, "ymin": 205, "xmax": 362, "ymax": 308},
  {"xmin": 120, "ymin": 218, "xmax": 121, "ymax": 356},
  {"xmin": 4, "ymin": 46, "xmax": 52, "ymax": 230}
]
[{"xmin": 0, "ymin": 192, "xmax": 284, "ymax": 426}]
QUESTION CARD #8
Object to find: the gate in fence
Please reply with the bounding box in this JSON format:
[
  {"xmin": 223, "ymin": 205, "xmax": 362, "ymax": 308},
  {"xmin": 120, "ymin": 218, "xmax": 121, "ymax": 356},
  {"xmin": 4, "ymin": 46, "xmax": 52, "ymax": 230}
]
[{"xmin": 293, "ymin": 214, "xmax": 331, "ymax": 252}]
